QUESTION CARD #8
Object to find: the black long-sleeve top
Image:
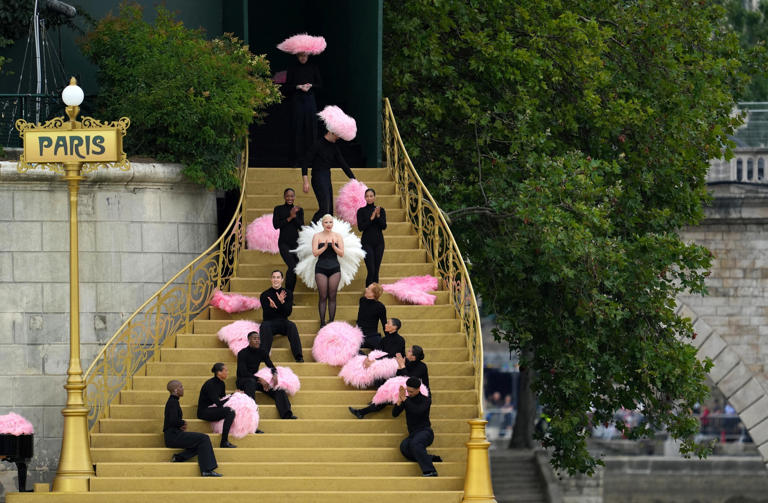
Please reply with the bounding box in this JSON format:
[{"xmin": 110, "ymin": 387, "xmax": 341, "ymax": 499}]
[
  {"xmin": 197, "ymin": 376, "xmax": 229, "ymax": 416},
  {"xmin": 261, "ymin": 287, "xmax": 293, "ymax": 321},
  {"xmin": 236, "ymin": 346, "xmax": 277, "ymax": 379},
  {"xmin": 163, "ymin": 395, "xmax": 185, "ymax": 432},
  {"xmin": 397, "ymin": 360, "xmax": 430, "ymax": 389},
  {"xmin": 285, "ymin": 62, "xmax": 323, "ymax": 96},
  {"xmin": 376, "ymin": 331, "xmax": 406, "ymax": 360},
  {"xmin": 302, "ymin": 137, "xmax": 355, "ymax": 179},
  {"xmin": 273, "ymin": 204, "xmax": 304, "ymax": 246},
  {"xmin": 356, "ymin": 297, "xmax": 386, "ymax": 337},
  {"xmin": 393, "ymin": 393, "xmax": 432, "ymax": 434},
  {"xmin": 357, "ymin": 204, "xmax": 387, "ymax": 247}
]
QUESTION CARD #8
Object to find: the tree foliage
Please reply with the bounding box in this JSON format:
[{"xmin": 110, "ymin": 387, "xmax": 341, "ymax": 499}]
[
  {"xmin": 384, "ymin": 0, "xmax": 757, "ymax": 474},
  {"xmin": 719, "ymin": 0, "xmax": 768, "ymax": 101},
  {"xmin": 80, "ymin": 3, "xmax": 281, "ymax": 189}
]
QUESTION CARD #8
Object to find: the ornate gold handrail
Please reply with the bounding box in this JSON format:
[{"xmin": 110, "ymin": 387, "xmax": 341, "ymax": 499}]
[
  {"xmin": 83, "ymin": 142, "xmax": 249, "ymax": 429},
  {"xmin": 383, "ymin": 98, "xmax": 484, "ymax": 418}
]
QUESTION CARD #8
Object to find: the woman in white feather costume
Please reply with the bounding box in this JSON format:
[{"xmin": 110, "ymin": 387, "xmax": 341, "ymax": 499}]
[{"xmin": 293, "ymin": 214, "xmax": 365, "ymax": 326}]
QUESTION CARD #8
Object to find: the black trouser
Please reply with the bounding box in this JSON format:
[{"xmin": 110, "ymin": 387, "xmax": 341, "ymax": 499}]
[
  {"xmin": 260, "ymin": 318, "xmax": 303, "ymax": 360},
  {"xmin": 164, "ymin": 429, "xmax": 217, "ymax": 473},
  {"xmin": 358, "ymin": 402, "xmax": 387, "ymax": 417},
  {"xmin": 278, "ymin": 241, "xmax": 299, "ymax": 292},
  {"xmin": 197, "ymin": 406, "xmax": 235, "ymax": 445},
  {"xmin": 237, "ymin": 377, "xmax": 293, "ymax": 419},
  {"xmin": 292, "ymin": 93, "xmax": 317, "ymax": 166},
  {"xmin": 362, "ymin": 241, "xmax": 385, "ymax": 286},
  {"xmin": 361, "ymin": 333, "xmax": 382, "ymax": 351},
  {"xmin": 400, "ymin": 428, "xmax": 436, "ymax": 474},
  {"xmin": 311, "ymin": 172, "xmax": 333, "ymax": 223}
]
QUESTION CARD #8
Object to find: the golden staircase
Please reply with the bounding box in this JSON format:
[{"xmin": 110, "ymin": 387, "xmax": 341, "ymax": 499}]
[{"xmin": 7, "ymin": 101, "xmax": 490, "ymax": 502}]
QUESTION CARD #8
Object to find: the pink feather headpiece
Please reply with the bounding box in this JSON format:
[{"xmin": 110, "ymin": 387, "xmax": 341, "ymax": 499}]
[
  {"xmin": 0, "ymin": 412, "xmax": 34, "ymax": 435},
  {"xmin": 277, "ymin": 33, "xmax": 326, "ymax": 55},
  {"xmin": 318, "ymin": 105, "xmax": 357, "ymax": 141}
]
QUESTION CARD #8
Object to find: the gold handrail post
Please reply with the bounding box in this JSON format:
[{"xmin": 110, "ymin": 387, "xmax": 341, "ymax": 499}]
[{"xmin": 461, "ymin": 419, "xmax": 497, "ymax": 503}]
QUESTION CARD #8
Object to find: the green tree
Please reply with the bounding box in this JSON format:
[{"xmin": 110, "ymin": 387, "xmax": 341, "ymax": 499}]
[
  {"xmin": 720, "ymin": 0, "xmax": 768, "ymax": 101},
  {"xmin": 80, "ymin": 3, "xmax": 281, "ymax": 190},
  {"xmin": 384, "ymin": 0, "xmax": 757, "ymax": 474}
]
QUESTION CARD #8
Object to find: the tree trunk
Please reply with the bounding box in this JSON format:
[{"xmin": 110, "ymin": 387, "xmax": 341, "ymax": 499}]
[{"xmin": 510, "ymin": 350, "xmax": 535, "ymax": 449}]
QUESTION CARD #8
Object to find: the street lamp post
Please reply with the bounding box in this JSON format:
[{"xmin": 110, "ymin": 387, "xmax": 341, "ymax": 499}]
[{"xmin": 15, "ymin": 77, "xmax": 130, "ymax": 492}]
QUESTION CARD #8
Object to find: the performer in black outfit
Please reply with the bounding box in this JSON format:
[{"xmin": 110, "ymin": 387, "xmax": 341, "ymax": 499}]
[
  {"xmin": 236, "ymin": 331, "xmax": 297, "ymax": 420},
  {"xmin": 357, "ymin": 188, "xmax": 387, "ymax": 286},
  {"xmin": 286, "ymin": 52, "xmax": 323, "ymax": 167},
  {"xmin": 393, "ymin": 377, "xmax": 439, "ymax": 477},
  {"xmin": 302, "ymin": 133, "xmax": 356, "ymax": 223},
  {"xmin": 163, "ymin": 380, "xmax": 221, "ymax": 477},
  {"xmin": 357, "ymin": 283, "xmax": 387, "ymax": 350},
  {"xmin": 273, "ymin": 188, "xmax": 304, "ymax": 292},
  {"xmin": 375, "ymin": 318, "xmax": 406, "ymax": 360},
  {"xmin": 349, "ymin": 345, "xmax": 429, "ymax": 419},
  {"xmin": 260, "ymin": 270, "xmax": 304, "ymax": 362},
  {"xmin": 313, "ymin": 214, "xmax": 344, "ymax": 326},
  {"xmin": 196, "ymin": 363, "xmax": 237, "ymax": 448}
]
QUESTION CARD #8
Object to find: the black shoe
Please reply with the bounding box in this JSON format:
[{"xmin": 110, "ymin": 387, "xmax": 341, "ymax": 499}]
[
  {"xmin": 422, "ymin": 471, "xmax": 438, "ymax": 477},
  {"xmin": 295, "ymin": 356, "xmax": 304, "ymax": 363},
  {"xmin": 431, "ymin": 455, "xmax": 443, "ymax": 463},
  {"xmin": 319, "ymin": 321, "xmax": 326, "ymax": 328},
  {"xmin": 348, "ymin": 406, "xmax": 365, "ymax": 419},
  {"xmin": 170, "ymin": 454, "xmax": 183, "ymax": 463},
  {"xmin": 201, "ymin": 470, "xmax": 223, "ymax": 477},
  {"xmin": 284, "ymin": 414, "xmax": 298, "ymax": 419},
  {"xmin": 220, "ymin": 441, "xmax": 237, "ymax": 448},
  {"xmin": 255, "ymin": 429, "xmax": 265, "ymax": 434}
]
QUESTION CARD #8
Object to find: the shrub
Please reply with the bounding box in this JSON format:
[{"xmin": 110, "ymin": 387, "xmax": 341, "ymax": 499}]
[{"xmin": 80, "ymin": 3, "xmax": 281, "ymax": 189}]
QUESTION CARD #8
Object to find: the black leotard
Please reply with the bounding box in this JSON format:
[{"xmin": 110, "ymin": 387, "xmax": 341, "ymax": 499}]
[{"xmin": 315, "ymin": 242, "xmax": 340, "ymax": 276}]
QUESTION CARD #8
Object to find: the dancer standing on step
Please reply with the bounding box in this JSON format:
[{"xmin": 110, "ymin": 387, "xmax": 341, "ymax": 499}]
[
  {"xmin": 313, "ymin": 214, "xmax": 344, "ymax": 326},
  {"xmin": 277, "ymin": 34, "xmax": 326, "ymax": 167},
  {"xmin": 356, "ymin": 282, "xmax": 387, "ymax": 350},
  {"xmin": 393, "ymin": 377, "xmax": 439, "ymax": 477},
  {"xmin": 302, "ymin": 106, "xmax": 357, "ymax": 223},
  {"xmin": 357, "ymin": 188, "xmax": 387, "ymax": 286},
  {"xmin": 236, "ymin": 331, "xmax": 298, "ymax": 420},
  {"xmin": 260, "ymin": 270, "xmax": 304, "ymax": 362},
  {"xmin": 163, "ymin": 380, "xmax": 222, "ymax": 477},
  {"xmin": 273, "ymin": 188, "xmax": 304, "ymax": 292},
  {"xmin": 349, "ymin": 345, "xmax": 429, "ymax": 419},
  {"xmin": 196, "ymin": 363, "xmax": 238, "ymax": 448}
]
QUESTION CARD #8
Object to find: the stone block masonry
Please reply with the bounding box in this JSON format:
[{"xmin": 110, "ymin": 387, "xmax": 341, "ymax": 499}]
[{"xmin": 0, "ymin": 161, "xmax": 218, "ymax": 497}]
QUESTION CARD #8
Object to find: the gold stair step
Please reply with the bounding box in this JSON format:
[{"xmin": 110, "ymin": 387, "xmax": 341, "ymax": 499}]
[
  {"xmin": 239, "ymin": 248, "xmax": 425, "ymax": 265},
  {"xmin": 247, "ymin": 194, "xmax": 403, "ymax": 209},
  {"xmin": 246, "ymin": 166, "xmax": 392, "ymax": 181},
  {"xmin": 245, "ymin": 181, "xmax": 397, "ymax": 195},
  {"xmin": 237, "ymin": 263, "xmax": 430, "ymax": 281},
  {"xmin": 246, "ymin": 207, "xmax": 408, "ymax": 222},
  {"xmin": 221, "ymin": 289, "xmax": 446, "ymax": 305},
  {"xmin": 144, "ymin": 361, "xmax": 475, "ymax": 377},
  {"xmin": 192, "ymin": 318, "xmax": 461, "ymax": 333},
  {"xmin": 176, "ymin": 332, "xmax": 466, "ymax": 348},
  {"xmin": 207, "ymin": 303, "xmax": 456, "ymax": 321},
  {"xmin": 158, "ymin": 347, "xmax": 467, "ymax": 363}
]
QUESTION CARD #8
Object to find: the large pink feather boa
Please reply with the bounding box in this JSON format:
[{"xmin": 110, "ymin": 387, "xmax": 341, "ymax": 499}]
[
  {"xmin": 246, "ymin": 214, "xmax": 280, "ymax": 254},
  {"xmin": 0, "ymin": 412, "xmax": 34, "ymax": 435},
  {"xmin": 254, "ymin": 366, "xmax": 301, "ymax": 396},
  {"xmin": 338, "ymin": 350, "xmax": 399, "ymax": 389},
  {"xmin": 217, "ymin": 320, "xmax": 260, "ymax": 356},
  {"xmin": 335, "ymin": 179, "xmax": 369, "ymax": 226},
  {"xmin": 210, "ymin": 289, "xmax": 261, "ymax": 313},
  {"xmin": 210, "ymin": 393, "xmax": 259, "ymax": 438},
  {"xmin": 381, "ymin": 275, "xmax": 439, "ymax": 305},
  {"xmin": 371, "ymin": 376, "xmax": 429, "ymax": 406},
  {"xmin": 311, "ymin": 321, "xmax": 363, "ymax": 366}
]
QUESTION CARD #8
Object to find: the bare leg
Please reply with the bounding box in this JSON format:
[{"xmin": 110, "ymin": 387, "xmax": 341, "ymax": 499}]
[
  {"xmin": 327, "ymin": 272, "xmax": 341, "ymax": 322},
  {"xmin": 316, "ymin": 273, "xmax": 329, "ymax": 325}
]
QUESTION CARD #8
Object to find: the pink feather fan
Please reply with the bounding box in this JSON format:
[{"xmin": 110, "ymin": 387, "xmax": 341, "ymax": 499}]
[
  {"xmin": 246, "ymin": 214, "xmax": 280, "ymax": 254},
  {"xmin": 317, "ymin": 105, "xmax": 357, "ymax": 141},
  {"xmin": 0, "ymin": 412, "xmax": 34, "ymax": 435},
  {"xmin": 254, "ymin": 366, "xmax": 301, "ymax": 396},
  {"xmin": 338, "ymin": 350, "xmax": 399, "ymax": 389},
  {"xmin": 371, "ymin": 376, "xmax": 429, "ymax": 406},
  {"xmin": 381, "ymin": 275, "xmax": 439, "ymax": 305},
  {"xmin": 336, "ymin": 179, "xmax": 369, "ymax": 226},
  {"xmin": 210, "ymin": 289, "xmax": 261, "ymax": 313},
  {"xmin": 217, "ymin": 320, "xmax": 260, "ymax": 356},
  {"xmin": 210, "ymin": 393, "xmax": 259, "ymax": 438},
  {"xmin": 277, "ymin": 34, "xmax": 327, "ymax": 55},
  {"xmin": 311, "ymin": 321, "xmax": 363, "ymax": 366}
]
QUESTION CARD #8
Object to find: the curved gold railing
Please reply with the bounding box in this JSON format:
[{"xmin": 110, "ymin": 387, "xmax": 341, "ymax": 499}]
[
  {"xmin": 383, "ymin": 98, "xmax": 484, "ymax": 418},
  {"xmin": 83, "ymin": 143, "xmax": 249, "ymax": 429}
]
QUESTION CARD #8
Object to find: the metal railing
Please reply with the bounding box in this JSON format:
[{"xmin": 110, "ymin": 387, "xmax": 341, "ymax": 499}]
[
  {"xmin": 83, "ymin": 143, "xmax": 248, "ymax": 430},
  {"xmin": 0, "ymin": 93, "xmax": 66, "ymax": 148},
  {"xmin": 382, "ymin": 98, "xmax": 484, "ymax": 418}
]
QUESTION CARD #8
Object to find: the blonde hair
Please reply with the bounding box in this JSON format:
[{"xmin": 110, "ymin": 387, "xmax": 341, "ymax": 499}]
[
  {"xmin": 369, "ymin": 283, "xmax": 383, "ymax": 300},
  {"xmin": 321, "ymin": 214, "xmax": 334, "ymax": 225}
]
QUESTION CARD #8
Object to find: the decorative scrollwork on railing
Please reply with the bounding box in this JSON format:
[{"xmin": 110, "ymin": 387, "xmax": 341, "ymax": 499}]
[
  {"xmin": 83, "ymin": 144, "xmax": 248, "ymax": 429},
  {"xmin": 383, "ymin": 98, "xmax": 484, "ymax": 418}
]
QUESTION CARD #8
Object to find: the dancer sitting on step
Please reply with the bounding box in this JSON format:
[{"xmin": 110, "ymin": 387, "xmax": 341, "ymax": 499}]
[
  {"xmin": 357, "ymin": 282, "xmax": 387, "ymax": 351},
  {"xmin": 357, "ymin": 188, "xmax": 387, "ymax": 286},
  {"xmin": 368, "ymin": 318, "xmax": 405, "ymax": 362},
  {"xmin": 272, "ymin": 188, "xmax": 304, "ymax": 292},
  {"xmin": 312, "ymin": 214, "xmax": 344, "ymax": 327},
  {"xmin": 349, "ymin": 345, "xmax": 429, "ymax": 419},
  {"xmin": 260, "ymin": 270, "xmax": 304, "ymax": 362},
  {"xmin": 196, "ymin": 363, "xmax": 238, "ymax": 448},
  {"xmin": 163, "ymin": 380, "xmax": 222, "ymax": 477},
  {"xmin": 236, "ymin": 331, "xmax": 298, "ymax": 420},
  {"xmin": 394, "ymin": 377, "xmax": 440, "ymax": 477}
]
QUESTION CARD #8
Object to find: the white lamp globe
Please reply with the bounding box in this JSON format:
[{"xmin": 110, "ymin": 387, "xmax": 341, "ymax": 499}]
[{"xmin": 62, "ymin": 82, "xmax": 84, "ymax": 107}]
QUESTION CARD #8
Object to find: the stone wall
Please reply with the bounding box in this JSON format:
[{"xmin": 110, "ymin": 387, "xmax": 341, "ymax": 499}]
[{"xmin": 0, "ymin": 160, "xmax": 218, "ymax": 496}]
